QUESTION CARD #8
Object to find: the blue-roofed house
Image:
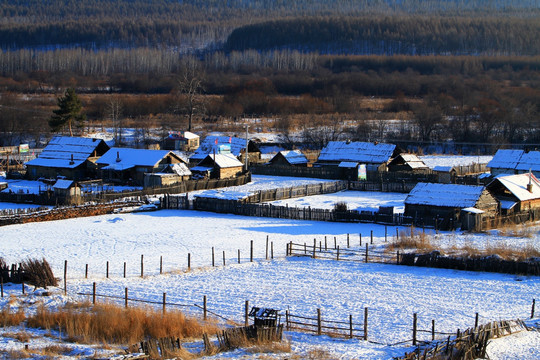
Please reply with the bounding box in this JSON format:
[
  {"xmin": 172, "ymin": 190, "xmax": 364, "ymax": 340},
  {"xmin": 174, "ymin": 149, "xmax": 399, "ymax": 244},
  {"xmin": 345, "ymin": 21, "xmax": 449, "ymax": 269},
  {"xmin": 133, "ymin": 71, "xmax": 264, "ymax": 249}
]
[
  {"xmin": 315, "ymin": 141, "xmax": 400, "ymax": 172},
  {"xmin": 189, "ymin": 135, "xmax": 261, "ymax": 166},
  {"xmin": 268, "ymin": 150, "xmax": 309, "ymax": 167},
  {"xmin": 487, "ymin": 149, "xmax": 524, "ymax": 176},
  {"xmin": 25, "ymin": 136, "xmax": 110, "ymax": 180},
  {"xmin": 96, "ymin": 148, "xmax": 187, "ymax": 185}
]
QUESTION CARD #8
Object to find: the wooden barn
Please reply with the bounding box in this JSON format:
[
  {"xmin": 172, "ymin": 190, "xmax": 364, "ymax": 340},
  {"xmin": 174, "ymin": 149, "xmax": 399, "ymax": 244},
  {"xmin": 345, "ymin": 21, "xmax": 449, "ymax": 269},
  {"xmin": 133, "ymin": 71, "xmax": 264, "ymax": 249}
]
[
  {"xmin": 315, "ymin": 141, "xmax": 400, "ymax": 172},
  {"xmin": 191, "ymin": 153, "xmax": 244, "ymax": 179},
  {"xmin": 189, "ymin": 135, "xmax": 260, "ymax": 166},
  {"xmin": 486, "ymin": 173, "xmax": 540, "ymax": 214},
  {"xmin": 388, "ymin": 154, "xmax": 429, "ymax": 172},
  {"xmin": 96, "ymin": 148, "xmax": 186, "ymax": 185},
  {"xmin": 268, "ymin": 150, "xmax": 309, "ymax": 167},
  {"xmin": 404, "ymin": 183, "xmax": 498, "ymax": 229},
  {"xmin": 52, "ymin": 179, "xmax": 82, "ymax": 205},
  {"xmin": 25, "ymin": 136, "xmax": 110, "ymax": 180}
]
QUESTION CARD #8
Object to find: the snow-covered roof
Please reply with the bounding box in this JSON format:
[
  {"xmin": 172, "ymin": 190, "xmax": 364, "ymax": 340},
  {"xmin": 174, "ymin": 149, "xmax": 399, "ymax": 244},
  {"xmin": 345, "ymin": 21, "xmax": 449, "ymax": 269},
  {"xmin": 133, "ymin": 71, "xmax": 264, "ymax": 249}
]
[
  {"xmin": 515, "ymin": 151, "xmax": 540, "ymax": 172},
  {"xmin": 338, "ymin": 161, "xmax": 359, "ymax": 168},
  {"xmin": 461, "ymin": 207, "xmax": 485, "ymax": 214},
  {"xmin": 405, "ymin": 183, "xmax": 485, "ymax": 208},
  {"xmin": 190, "ymin": 136, "xmax": 248, "ymax": 160},
  {"xmin": 26, "ymin": 136, "xmax": 108, "ymax": 169},
  {"xmin": 317, "ymin": 141, "xmax": 397, "ymax": 164},
  {"xmin": 183, "ymin": 131, "xmax": 199, "ymax": 140},
  {"xmin": 487, "ymin": 149, "xmax": 524, "ymax": 170},
  {"xmin": 396, "ymin": 154, "xmax": 429, "ymax": 169},
  {"xmin": 165, "ymin": 163, "xmax": 192, "ymax": 177},
  {"xmin": 97, "ymin": 148, "xmax": 182, "ymax": 171},
  {"xmin": 52, "ymin": 179, "xmax": 76, "ymax": 189},
  {"xmin": 490, "ymin": 173, "xmax": 540, "ymax": 201},
  {"xmin": 199, "ymin": 153, "xmax": 244, "ymax": 168},
  {"xmin": 273, "ymin": 150, "xmax": 308, "ymax": 165},
  {"xmin": 433, "ymin": 166, "xmax": 454, "ymax": 172}
]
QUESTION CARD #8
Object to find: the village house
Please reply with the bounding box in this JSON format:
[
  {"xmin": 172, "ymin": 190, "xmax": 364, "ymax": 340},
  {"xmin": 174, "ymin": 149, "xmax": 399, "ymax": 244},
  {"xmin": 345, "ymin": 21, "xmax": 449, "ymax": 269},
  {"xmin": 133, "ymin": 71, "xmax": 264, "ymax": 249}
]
[
  {"xmin": 488, "ymin": 149, "xmax": 540, "ymax": 178},
  {"xmin": 25, "ymin": 136, "xmax": 110, "ymax": 180},
  {"xmin": 315, "ymin": 141, "xmax": 400, "ymax": 172},
  {"xmin": 52, "ymin": 179, "xmax": 82, "ymax": 205},
  {"xmin": 144, "ymin": 163, "xmax": 192, "ymax": 188},
  {"xmin": 163, "ymin": 131, "xmax": 200, "ymax": 151},
  {"xmin": 387, "ymin": 154, "xmax": 429, "ymax": 173},
  {"xmin": 96, "ymin": 148, "xmax": 186, "ymax": 185},
  {"xmin": 486, "ymin": 173, "xmax": 540, "ymax": 215},
  {"xmin": 404, "ymin": 182, "xmax": 498, "ymax": 229},
  {"xmin": 189, "ymin": 135, "xmax": 261, "ymax": 166},
  {"xmin": 191, "ymin": 153, "xmax": 244, "ymax": 179},
  {"xmin": 268, "ymin": 150, "xmax": 309, "ymax": 167}
]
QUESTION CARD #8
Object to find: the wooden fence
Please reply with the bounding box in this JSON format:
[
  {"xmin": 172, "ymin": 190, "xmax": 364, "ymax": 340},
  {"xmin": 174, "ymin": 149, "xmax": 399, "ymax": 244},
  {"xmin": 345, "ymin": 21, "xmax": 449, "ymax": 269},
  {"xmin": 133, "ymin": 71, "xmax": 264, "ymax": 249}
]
[
  {"xmin": 285, "ymin": 308, "xmax": 367, "ymax": 340},
  {"xmin": 251, "ymin": 165, "xmax": 343, "ymax": 179},
  {"xmin": 243, "ymin": 181, "xmax": 348, "ymax": 203}
]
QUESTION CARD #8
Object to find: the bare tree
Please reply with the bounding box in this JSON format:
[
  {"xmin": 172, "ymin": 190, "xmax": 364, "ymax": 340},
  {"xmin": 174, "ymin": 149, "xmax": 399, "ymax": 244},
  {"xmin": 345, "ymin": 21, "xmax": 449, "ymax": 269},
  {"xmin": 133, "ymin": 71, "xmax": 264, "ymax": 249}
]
[
  {"xmin": 173, "ymin": 60, "xmax": 206, "ymax": 131},
  {"xmin": 108, "ymin": 96, "xmax": 124, "ymax": 145}
]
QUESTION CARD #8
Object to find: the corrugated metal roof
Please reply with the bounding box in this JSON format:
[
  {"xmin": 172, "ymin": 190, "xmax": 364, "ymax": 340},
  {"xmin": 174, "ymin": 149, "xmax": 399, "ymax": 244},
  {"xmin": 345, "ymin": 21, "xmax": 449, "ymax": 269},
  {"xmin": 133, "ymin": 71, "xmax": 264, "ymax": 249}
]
[
  {"xmin": 515, "ymin": 151, "xmax": 540, "ymax": 172},
  {"xmin": 338, "ymin": 161, "xmax": 359, "ymax": 168},
  {"xmin": 97, "ymin": 148, "xmax": 180, "ymax": 169},
  {"xmin": 26, "ymin": 136, "xmax": 106, "ymax": 169},
  {"xmin": 206, "ymin": 153, "xmax": 244, "ymax": 168},
  {"xmin": 405, "ymin": 183, "xmax": 485, "ymax": 208},
  {"xmin": 397, "ymin": 154, "xmax": 429, "ymax": 169},
  {"xmin": 487, "ymin": 149, "xmax": 524, "ymax": 170},
  {"xmin": 491, "ymin": 173, "xmax": 540, "ymax": 201},
  {"xmin": 318, "ymin": 141, "xmax": 396, "ymax": 164},
  {"xmin": 53, "ymin": 179, "xmax": 75, "ymax": 189}
]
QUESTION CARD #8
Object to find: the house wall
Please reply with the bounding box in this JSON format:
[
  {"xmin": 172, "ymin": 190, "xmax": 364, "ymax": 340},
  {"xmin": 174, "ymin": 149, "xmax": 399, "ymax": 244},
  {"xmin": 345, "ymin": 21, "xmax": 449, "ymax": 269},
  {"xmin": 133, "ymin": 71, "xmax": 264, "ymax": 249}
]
[
  {"xmin": 218, "ymin": 166, "xmax": 243, "ymax": 179},
  {"xmin": 476, "ymin": 189, "xmax": 499, "ymax": 215},
  {"xmin": 518, "ymin": 198, "xmax": 540, "ymax": 212},
  {"xmin": 27, "ymin": 165, "xmax": 86, "ymax": 180},
  {"xmin": 404, "ymin": 204, "xmax": 459, "ymax": 220},
  {"xmin": 490, "ymin": 168, "xmax": 517, "ymax": 177}
]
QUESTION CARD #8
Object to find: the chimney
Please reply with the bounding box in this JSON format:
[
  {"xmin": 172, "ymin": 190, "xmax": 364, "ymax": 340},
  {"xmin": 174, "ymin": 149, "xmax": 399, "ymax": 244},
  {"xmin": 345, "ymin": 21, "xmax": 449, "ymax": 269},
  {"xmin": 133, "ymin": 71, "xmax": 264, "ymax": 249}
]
[
  {"xmin": 116, "ymin": 151, "xmax": 121, "ymax": 162},
  {"xmin": 527, "ymin": 169, "xmax": 533, "ymax": 193},
  {"xmin": 69, "ymin": 153, "xmax": 74, "ymax": 165}
]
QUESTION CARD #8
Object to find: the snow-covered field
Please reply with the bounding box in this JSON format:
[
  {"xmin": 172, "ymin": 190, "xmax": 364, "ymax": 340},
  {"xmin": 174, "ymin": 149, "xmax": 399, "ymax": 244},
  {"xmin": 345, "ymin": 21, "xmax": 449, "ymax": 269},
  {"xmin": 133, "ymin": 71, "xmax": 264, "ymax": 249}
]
[
  {"xmin": 419, "ymin": 155, "xmax": 493, "ymax": 168},
  {"xmin": 0, "ymin": 209, "xmax": 538, "ymax": 359}
]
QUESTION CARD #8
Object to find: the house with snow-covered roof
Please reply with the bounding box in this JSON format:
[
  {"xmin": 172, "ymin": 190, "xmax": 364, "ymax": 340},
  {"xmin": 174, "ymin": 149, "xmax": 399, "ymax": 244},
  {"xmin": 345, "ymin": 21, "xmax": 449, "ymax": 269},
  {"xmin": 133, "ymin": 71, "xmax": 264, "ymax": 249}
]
[
  {"xmin": 387, "ymin": 154, "xmax": 429, "ymax": 173},
  {"xmin": 25, "ymin": 136, "xmax": 110, "ymax": 180},
  {"xmin": 315, "ymin": 141, "xmax": 400, "ymax": 172},
  {"xmin": 404, "ymin": 183, "xmax": 498, "ymax": 228},
  {"xmin": 144, "ymin": 163, "xmax": 192, "ymax": 188},
  {"xmin": 96, "ymin": 148, "xmax": 186, "ymax": 185},
  {"xmin": 163, "ymin": 131, "xmax": 200, "ymax": 151},
  {"xmin": 486, "ymin": 173, "xmax": 540, "ymax": 214},
  {"xmin": 189, "ymin": 135, "xmax": 260, "ymax": 166},
  {"xmin": 191, "ymin": 153, "xmax": 244, "ymax": 179},
  {"xmin": 268, "ymin": 150, "xmax": 309, "ymax": 167},
  {"xmin": 488, "ymin": 149, "xmax": 540, "ymax": 178}
]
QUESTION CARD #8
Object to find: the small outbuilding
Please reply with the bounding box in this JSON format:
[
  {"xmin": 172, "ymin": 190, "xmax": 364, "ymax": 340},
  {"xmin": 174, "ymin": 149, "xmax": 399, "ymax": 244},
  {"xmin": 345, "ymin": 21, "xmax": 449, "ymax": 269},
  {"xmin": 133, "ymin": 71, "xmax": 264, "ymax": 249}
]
[
  {"xmin": 163, "ymin": 131, "xmax": 200, "ymax": 151},
  {"xmin": 404, "ymin": 182, "xmax": 498, "ymax": 229},
  {"xmin": 52, "ymin": 179, "xmax": 82, "ymax": 205},
  {"xmin": 191, "ymin": 153, "xmax": 244, "ymax": 179},
  {"xmin": 268, "ymin": 150, "xmax": 309, "ymax": 167},
  {"xmin": 388, "ymin": 154, "xmax": 429, "ymax": 172},
  {"xmin": 486, "ymin": 173, "xmax": 540, "ymax": 214},
  {"xmin": 143, "ymin": 163, "xmax": 192, "ymax": 188}
]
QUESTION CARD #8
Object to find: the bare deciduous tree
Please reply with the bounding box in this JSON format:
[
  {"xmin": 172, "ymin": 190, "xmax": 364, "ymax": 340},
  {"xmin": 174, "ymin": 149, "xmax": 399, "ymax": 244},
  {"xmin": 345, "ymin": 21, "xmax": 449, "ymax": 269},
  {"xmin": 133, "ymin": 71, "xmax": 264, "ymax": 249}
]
[{"xmin": 173, "ymin": 60, "xmax": 206, "ymax": 131}]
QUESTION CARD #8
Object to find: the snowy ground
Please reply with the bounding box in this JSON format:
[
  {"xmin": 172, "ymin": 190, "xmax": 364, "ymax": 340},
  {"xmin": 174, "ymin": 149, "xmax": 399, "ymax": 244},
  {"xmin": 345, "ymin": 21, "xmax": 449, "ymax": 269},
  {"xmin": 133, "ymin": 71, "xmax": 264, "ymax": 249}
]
[
  {"xmin": 0, "ymin": 209, "xmax": 538, "ymax": 359},
  {"xmin": 419, "ymin": 155, "xmax": 493, "ymax": 168}
]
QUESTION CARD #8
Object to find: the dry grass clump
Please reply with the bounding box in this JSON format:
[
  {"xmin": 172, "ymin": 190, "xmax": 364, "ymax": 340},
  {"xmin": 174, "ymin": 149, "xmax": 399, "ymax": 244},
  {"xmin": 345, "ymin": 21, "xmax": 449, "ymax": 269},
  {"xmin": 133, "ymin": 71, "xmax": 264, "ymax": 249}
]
[
  {"xmin": 247, "ymin": 338, "xmax": 291, "ymax": 355},
  {"xmin": 2, "ymin": 331, "xmax": 33, "ymax": 343},
  {"xmin": 27, "ymin": 303, "xmax": 219, "ymax": 345},
  {"xmin": 497, "ymin": 223, "xmax": 535, "ymax": 238},
  {"xmin": 485, "ymin": 243, "xmax": 540, "ymax": 261},
  {"xmin": 1, "ymin": 349, "xmax": 32, "ymax": 359},
  {"xmin": 386, "ymin": 226, "xmax": 435, "ymax": 253},
  {"xmin": 0, "ymin": 307, "xmax": 26, "ymax": 327},
  {"xmin": 20, "ymin": 258, "xmax": 57, "ymax": 289}
]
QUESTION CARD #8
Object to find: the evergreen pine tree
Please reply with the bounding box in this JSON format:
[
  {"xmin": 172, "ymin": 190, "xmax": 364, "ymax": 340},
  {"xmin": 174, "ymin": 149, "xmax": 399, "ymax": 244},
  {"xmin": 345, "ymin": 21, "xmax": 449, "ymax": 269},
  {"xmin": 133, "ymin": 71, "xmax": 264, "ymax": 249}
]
[{"xmin": 49, "ymin": 88, "xmax": 86, "ymax": 136}]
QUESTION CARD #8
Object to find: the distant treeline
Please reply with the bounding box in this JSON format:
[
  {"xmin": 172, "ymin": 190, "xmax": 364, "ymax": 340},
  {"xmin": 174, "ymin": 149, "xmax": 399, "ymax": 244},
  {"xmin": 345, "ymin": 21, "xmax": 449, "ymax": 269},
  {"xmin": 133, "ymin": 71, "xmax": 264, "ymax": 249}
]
[{"xmin": 225, "ymin": 16, "xmax": 540, "ymax": 56}]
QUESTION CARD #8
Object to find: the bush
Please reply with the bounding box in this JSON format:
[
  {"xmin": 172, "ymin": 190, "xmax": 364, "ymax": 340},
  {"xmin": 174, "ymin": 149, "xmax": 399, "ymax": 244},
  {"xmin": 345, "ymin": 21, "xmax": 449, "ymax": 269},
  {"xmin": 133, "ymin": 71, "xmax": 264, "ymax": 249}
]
[
  {"xmin": 333, "ymin": 202, "xmax": 348, "ymax": 212},
  {"xmin": 20, "ymin": 258, "xmax": 57, "ymax": 289}
]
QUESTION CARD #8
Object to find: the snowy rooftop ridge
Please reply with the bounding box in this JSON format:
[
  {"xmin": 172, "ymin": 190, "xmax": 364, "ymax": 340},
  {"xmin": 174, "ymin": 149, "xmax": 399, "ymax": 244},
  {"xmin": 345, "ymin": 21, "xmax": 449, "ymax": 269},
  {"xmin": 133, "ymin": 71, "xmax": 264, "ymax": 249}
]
[
  {"xmin": 96, "ymin": 147, "xmax": 182, "ymax": 170},
  {"xmin": 200, "ymin": 153, "xmax": 244, "ymax": 168},
  {"xmin": 318, "ymin": 141, "xmax": 397, "ymax": 164},
  {"xmin": 491, "ymin": 173, "xmax": 540, "ymax": 201},
  {"xmin": 276, "ymin": 150, "xmax": 308, "ymax": 165},
  {"xmin": 488, "ymin": 149, "xmax": 540, "ymax": 172},
  {"xmin": 25, "ymin": 136, "xmax": 108, "ymax": 169},
  {"xmin": 405, "ymin": 182, "xmax": 486, "ymax": 208},
  {"xmin": 191, "ymin": 136, "xmax": 247, "ymax": 160}
]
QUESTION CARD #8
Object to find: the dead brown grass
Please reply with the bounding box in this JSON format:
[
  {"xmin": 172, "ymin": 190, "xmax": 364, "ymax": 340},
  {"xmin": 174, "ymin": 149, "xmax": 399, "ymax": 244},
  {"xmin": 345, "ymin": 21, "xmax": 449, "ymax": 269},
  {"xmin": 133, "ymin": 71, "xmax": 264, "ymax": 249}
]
[
  {"xmin": 26, "ymin": 303, "xmax": 220, "ymax": 345},
  {"xmin": 1, "ymin": 349, "xmax": 31, "ymax": 359},
  {"xmin": 386, "ymin": 226, "xmax": 435, "ymax": 253},
  {"xmin": 0, "ymin": 307, "xmax": 26, "ymax": 327},
  {"xmin": 2, "ymin": 331, "xmax": 33, "ymax": 343},
  {"xmin": 247, "ymin": 338, "xmax": 292, "ymax": 355},
  {"xmin": 497, "ymin": 223, "xmax": 535, "ymax": 238}
]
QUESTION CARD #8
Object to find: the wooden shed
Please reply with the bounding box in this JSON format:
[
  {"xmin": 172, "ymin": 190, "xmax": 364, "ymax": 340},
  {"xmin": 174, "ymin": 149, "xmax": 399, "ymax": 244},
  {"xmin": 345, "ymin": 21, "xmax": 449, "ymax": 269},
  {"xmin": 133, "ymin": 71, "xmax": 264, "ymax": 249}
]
[
  {"xmin": 388, "ymin": 154, "xmax": 429, "ymax": 172},
  {"xmin": 52, "ymin": 179, "xmax": 82, "ymax": 205},
  {"xmin": 191, "ymin": 153, "xmax": 244, "ymax": 179},
  {"xmin": 404, "ymin": 183, "xmax": 498, "ymax": 229},
  {"xmin": 486, "ymin": 173, "xmax": 540, "ymax": 214},
  {"xmin": 189, "ymin": 135, "xmax": 260, "ymax": 166},
  {"xmin": 268, "ymin": 150, "xmax": 309, "ymax": 167},
  {"xmin": 143, "ymin": 163, "xmax": 192, "ymax": 188}
]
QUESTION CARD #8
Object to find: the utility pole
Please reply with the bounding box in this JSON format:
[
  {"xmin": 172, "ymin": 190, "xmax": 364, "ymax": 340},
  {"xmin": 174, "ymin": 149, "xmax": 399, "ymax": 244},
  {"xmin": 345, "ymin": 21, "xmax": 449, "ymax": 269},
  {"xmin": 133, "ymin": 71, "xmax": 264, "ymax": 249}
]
[{"xmin": 245, "ymin": 124, "xmax": 249, "ymax": 172}]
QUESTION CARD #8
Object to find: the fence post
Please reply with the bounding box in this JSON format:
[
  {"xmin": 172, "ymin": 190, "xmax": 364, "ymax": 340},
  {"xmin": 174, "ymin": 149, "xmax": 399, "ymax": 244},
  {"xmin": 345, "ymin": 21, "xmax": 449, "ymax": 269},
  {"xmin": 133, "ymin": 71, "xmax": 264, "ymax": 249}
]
[
  {"xmin": 21, "ymin": 281, "xmax": 25, "ymax": 295},
  {"xmin": 106, "ymin": 261, "xmax": 109, "ymax": 278},
  {"xmin": 212, "ymin": 247, "xmax": 215, "ymax": 267},
  {"xmin": 337, "ymin": 246, "xmax": 340, "ymax": 261},
  {"xmin": 317, "ymin": 308, "xmax": 322, "ymax": 335},
  {"xmin": 349, "ymin": 314, "xmax": 353, "ymax": 339},
  {"xmin": 289, "ymin": 241, "xmax": 292, "ymax": 256},
  {"xmin": 286, "ymin": 310, "xmax": 290, "ymax": 330},
  {"xmin": 92, "ymin": 282, "xmax": 96, "ymax": 305},
  {"xmin": 163, "ymin": 293, "xmax": 166, "ymax": 313},
  {"xmin": 1, "ymin": 277, "xmax": 3, "ymax": 298},
  {"xmin": 304, "ymin": 243, "xmax": 307, "ymax": 254},
  {"xmin": 266, "ymin": 235, "xmax": 269, "ymax": 260},
  {"xmin": 347, "ymin": 233, "xmax": 350, "ymax": 248},
  {"xmin": 325, "ymin": 236, "xmax": 327, "ymax": 250},
  {"xmin": 271, "ymin": 242, "xmax": 274, "ymax": 259},
  {"xmin": 365, "ymin": 244, "xmax": 369, "ymax": 263},
  {"xmin": 313, "ymin": 239, "xmax": 317, "ymax": 259},
  {"xmin": 432, "ymin": 319, "xmax": 435, "ymax": 341},
  {"xmin": 123, "ymin": 262, "xmax": 126, "ymax": 278},
  {"xmin": 250, "ymin": 240, "xmax": 254, "ymax": 262},
  {"xmin": 370, "ymin": 230, "xmax": 373, "ymax": 245},
  {"xmin": 385, "ymin": 226, "xmax": 387, "ymax": 242},
  {"xmin": 238, "ymin": 250, "xmax": 241, "ymax": 264},
  {"xmin": 223, "ymin": 251, "xmax": 226, "ymax": 266},
  {"xmin": 245, "ymin": 300, "xmax": 249, "ymax": 326},
  {"xmin": 63, "ymin": 260, "xmax": 67, "ymax": 295},
  {"xmin": 359, "ymin": 233, "xmax": 362, "ymax": 246},
  {"xmin": 396, "ymin": 228, "xmax": 399, "ymax": 241},
  {"xmin": 160, "ymin": 256, "xmax": 163, "ymax": 274},
  {"xmin": 85, "ymin": 264, "xmax": 88, "ymax": 279},
  {"xmin": 125, "ymin": 288, "xmax": 128, "ymax": 308},
  {"xmin": 413, "ymin": 313, "xmax": 417, "ymax": 346},
  {"xmin": 532, "ymin": 299, "xmax": 536, "ymax": 319},
  {"xmin": 364, "ymin": 307, "xmax": 368, "ymax": 340},
  {"xmin": 397, "ymin": 250, "xmax": 400, "ymax": 265},
  {"xmin": 140, "ymin": 255, "xmax": 144, "ymax": 278},
  {"xmin": 475, "ymin": 313, "xmax": 479, "ymax": 328},
  {"xmin": 334, "ymin": 237, "xmax": 337, "ymax": 250}
]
